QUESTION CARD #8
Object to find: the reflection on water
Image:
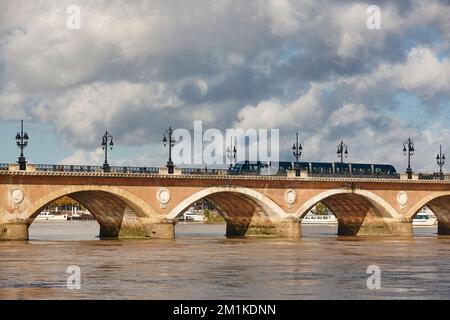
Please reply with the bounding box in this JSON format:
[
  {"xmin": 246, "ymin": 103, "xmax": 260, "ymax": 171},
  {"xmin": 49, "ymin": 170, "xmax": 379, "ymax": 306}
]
[{"xmin": 0, "ymin": 221, "xmax": 448, "ymax": 299}]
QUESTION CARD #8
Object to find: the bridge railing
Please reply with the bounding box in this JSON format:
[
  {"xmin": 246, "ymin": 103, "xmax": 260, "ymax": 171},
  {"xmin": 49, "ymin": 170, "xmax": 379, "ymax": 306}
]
[
  {"xmin": 109, "ymin": 166, "xmax": 160, "ymax": 174},
  {"xmin": 307, "ymin": 173, "xmax": 401, "ymax": 179},
  {"xmin": 418, "ymin": 173, "xmax": 450, "ymax": 180},
  {"xmin": 35, "ymin": 164, "xmax": 104, "ymax": 172},
  {"xmin": 34, "ymin": 164, "xmax": 159, "ymax": 174},
  {"xmin": 181, "ymin": 168, "xmax": 228, "ymax": 175}
]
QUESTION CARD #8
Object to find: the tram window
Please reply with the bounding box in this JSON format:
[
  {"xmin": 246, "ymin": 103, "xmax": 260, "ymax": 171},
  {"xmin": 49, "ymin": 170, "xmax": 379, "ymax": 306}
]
[
  {"xmin": 335, "ymin": 164, "xmax": 349, "ymax": 173},
  {"xmin": 311, "ymin": 163, "xmax": 332, "ymax": 174},
  {"xmin": 301, "ymin": 164, "xmax": 309, "ymax": 172},
  {"xmin": 352, "ymin": 165, "xmax": 371, "ymax": 174},
  {"xmin": 374, "ymin": 165, "xmax": 396, "ymax": 175}
]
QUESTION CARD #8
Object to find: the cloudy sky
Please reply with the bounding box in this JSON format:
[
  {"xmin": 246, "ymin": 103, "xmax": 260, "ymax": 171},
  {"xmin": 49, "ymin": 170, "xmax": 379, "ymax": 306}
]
[{"xmin": 0, "ymin": 0, "xmax": 449, "ymax": 172}]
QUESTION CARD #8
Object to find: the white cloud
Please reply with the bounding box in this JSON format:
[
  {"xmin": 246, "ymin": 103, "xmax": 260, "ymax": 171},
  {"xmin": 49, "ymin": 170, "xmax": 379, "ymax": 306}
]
[
  {"xmin": 331, "ymin": 104, "xmax": 375, "ymax": 126},
  {"xmin": 0, "ymin": 83, "xmax": 27, "ymax": 120},
  {"xmin": 395, "ymin": 47, "xmax": 450, "ymax": 97},
  {"xmin": 2, "ymin": 3, "xmax": 112, "ymax": 93},
  {"xmin": 333, "ymin": 3, "xmax": 371, "ymax": 58},
  {"xmin": 264, "ymin": 0, "xmax": 301, "ymax": 36},
  {"xmin": 60, "ymin": 147, "xmax": 103, "ymax": 165},
  {"xmin": 338, "ymin": 46, "xmax": 450, "ymax": 101},
  {"xmin": 33, "ymin": 81, "xmax": 181, "ymax": 147},
  {"xmin": 0, "ymin": 0, "xmax": 449, "ymax": 171},
  {"xmin": 235, "ymin": 84, "xmax": 326, "ymax": 129}
]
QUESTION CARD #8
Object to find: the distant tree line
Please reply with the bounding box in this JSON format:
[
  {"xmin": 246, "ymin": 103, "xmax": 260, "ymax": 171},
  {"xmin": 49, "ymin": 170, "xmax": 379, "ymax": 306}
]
[{"xmin": 313, "ymin": 203, "xmax": 331, "ymax": 215}]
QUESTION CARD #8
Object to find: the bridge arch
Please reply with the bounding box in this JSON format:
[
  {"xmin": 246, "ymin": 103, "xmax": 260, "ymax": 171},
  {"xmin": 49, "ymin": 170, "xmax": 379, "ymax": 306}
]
[
  {"xmin": 406, "ymin": 192, "xmax": 450, "ymax": 235},
  {"xmin": 406, "ymin": 192, "xmax": 450, "ymax": 219},
  {"xmin": 25, "ymin": 185, "xmax": 160, "ymax": 238},
  {"xmin": 166, "ymin": 186, "xmax": 288, "ymax": 221},
  {"xmin": 293, "ymin": 188, "xmax": 403, "ymax": 236},
  {"xmin": 166, "ymin": 186, "xmax": 292, "ymax": 237},
  {"xmin": 294, "ymin": 188, "xmax": 402, "ymax": 220}
]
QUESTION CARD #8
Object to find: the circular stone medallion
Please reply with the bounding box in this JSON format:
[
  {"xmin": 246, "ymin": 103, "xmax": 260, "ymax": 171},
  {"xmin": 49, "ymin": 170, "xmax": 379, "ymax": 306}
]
[
  {"xmin": 396, "ymin": 191, "xmax": 408, "ymax": 207},
  {"xmin": 284, "ymin": 189, "xmax": 297, "ymax": 205},
  {"xmin": 157, "ymin": 188, "xmax": 171, "ymax": 204},
  {"xmin": 10, "ymin": 188, "xmax": 25, "ymax": 204}
]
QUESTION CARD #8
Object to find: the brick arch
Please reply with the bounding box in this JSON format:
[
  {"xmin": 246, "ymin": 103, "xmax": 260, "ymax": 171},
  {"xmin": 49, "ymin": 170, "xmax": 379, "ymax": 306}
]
[
  {"xmin": 406, "ymin": 192, "xmax": 450, "ymax": 235},
  {"xmin": 406, "ymin": 192, "xmax": 450, "ymax": 220},
  {"xmin": 294, "ymin": 188, "xmax": 401, "ymax": 220},
  {"xmin": 165, "ymin": 186, "xmax": 289, "ymax": 221},
  {"xmin": 24, "ymin": 185, "xmax": 160, "ymax": 238},
  {"xmin": 293, "ymin": 188, "xmax": 405, "ymax": 235}
]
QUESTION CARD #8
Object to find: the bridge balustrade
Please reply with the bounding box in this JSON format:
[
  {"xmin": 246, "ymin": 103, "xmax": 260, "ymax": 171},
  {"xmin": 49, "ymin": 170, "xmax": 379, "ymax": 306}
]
[
  {"xmin": 135, "ymin": 166, "xmax": 159, "ymax": 174},
  {"xmin": 35, "ymin": 164, "xmax": 158, "ymax": 174},
  {"xmin": 418, "ymin": 173, "xmax": 450, "ymax": 180},
  {"xmin": 35, "ymin": 164, "xmax": 104, "ymax": 172},
  {"xmin": 181, "ymin": 168, "xmax": 228, "ymax": 175},
  {"xmin": 110, "ymin": 166, "xmax": 159, "ymax": 174},
  {"xmin": 308, "ymin": 173, "xmax": 401, "ymax": 179},
  {"xmin": 13, "ymin": 163, "xmax": 159, "ymax": 174}
]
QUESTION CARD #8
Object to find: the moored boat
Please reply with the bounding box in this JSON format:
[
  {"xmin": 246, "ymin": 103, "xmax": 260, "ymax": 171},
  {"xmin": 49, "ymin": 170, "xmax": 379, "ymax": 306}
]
[
  {"xmin": 413, "ymin": 207, "xmax": 437, "ymax": 227},
  {"xmin": 35, "ymin": 211, "xmax": 67, "ymax": 221},
  {"xmin": 180, "ymin": 207, "xmax": 204, "ymax": 222},
  {"xmin": 301, "ymin": 211, "xmax": 338, "ymax": 225}
]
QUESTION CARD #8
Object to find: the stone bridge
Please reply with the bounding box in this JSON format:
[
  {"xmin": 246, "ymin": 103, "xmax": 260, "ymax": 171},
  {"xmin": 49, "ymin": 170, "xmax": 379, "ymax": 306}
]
[{"xmin": 1, "ymin": 170, "xmax": 450, "ymax": 240}]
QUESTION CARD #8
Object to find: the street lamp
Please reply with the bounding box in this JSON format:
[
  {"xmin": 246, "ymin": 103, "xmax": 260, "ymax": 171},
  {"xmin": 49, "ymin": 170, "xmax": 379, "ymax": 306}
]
[
  {"xmin": 436, "ymin": 144, "xmax": 446, "ymax": 179},
  {"xmin": 101, "ymin": 131, "xmax": 114, "ymax": 173},
  {"xmin": 337, "ymin": 140, "xmax": 348, "ymax": 163},
  {"xmin": 226, "ymin": 136, "xmax": 237, "ymax": 170},
  {"xmin": 16, "ymin": 120, "xmax": 29, "ymax": 170},
  {"xmin": 403, "ymin": 138, "xmax": 414, "ymax": 179},
  {"xmin": 163, "ymin": 127, "xmax": 176, "ymax": 174},
  {"xmin": 292, "ymin": 132, "xmax": 302, "ymax": 176}
]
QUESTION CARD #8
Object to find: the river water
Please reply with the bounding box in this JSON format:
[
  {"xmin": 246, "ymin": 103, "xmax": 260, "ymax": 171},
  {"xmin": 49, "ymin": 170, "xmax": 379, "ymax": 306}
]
[{"xmin": 0, "ymin": 221, "xmax": 449, "ymax": 299}]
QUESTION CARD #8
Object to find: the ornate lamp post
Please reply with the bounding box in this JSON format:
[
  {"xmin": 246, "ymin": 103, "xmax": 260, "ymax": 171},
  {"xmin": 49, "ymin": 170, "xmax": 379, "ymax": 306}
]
[
  {"xmin": 403, "ymin": 138, "xmax": 414, "ymax": 179},
  {"xmin": 226, "ymin": 136, "xmax": 237, "ymax": 170},
  {"xmin": 163, "ymin": 127, "xmax": 176, "ymax": 174},
  {"xmin": 436, "ymin": 144, "xmax": 446, "ymax": 179},
  {"xmin": 292, "ymin": 132, "xmax": 302, "ymax": 176},
  {"xmin": 16, "ymin": 120, "xmax": 29, "ymax": 171},
  {"xmin": 101, "ymin": 131, "xmax": 114, "ymax": 173},
  {"xmin": 337, "ymin": 140, "xmax": 348, "ymax": 163}
]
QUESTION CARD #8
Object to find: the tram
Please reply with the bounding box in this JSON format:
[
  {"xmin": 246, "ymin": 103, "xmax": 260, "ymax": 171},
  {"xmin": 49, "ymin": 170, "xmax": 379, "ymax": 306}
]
[{"xmin": 228, "ymin": 161, "xmax": 397, "ymax": 176}]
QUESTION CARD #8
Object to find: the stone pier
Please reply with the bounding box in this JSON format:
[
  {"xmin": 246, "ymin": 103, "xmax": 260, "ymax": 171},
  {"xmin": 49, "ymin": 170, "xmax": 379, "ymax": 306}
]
[
  {"xmin": 337, "ymin": 217, "xmax": 413, "ymax": 236},
  {"xmin": 226, "ymin": 218, "xmax": 301, "ymax": 238},
  {"xmin": 437, "ymin": 220, "xmax": 450, "ymax": 235},
  {"xmin": 1, "ymin": 219, "xmax": 175, "ymax": 241},
  {"xmin": 0, "ymin": 222, "xmax": 29, "ymax": 240}
]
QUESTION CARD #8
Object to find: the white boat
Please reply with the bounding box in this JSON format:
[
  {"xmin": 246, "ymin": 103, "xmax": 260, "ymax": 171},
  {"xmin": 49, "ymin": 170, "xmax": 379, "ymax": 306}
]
[
  {"xmin": 301, "ymin": 211, "xmax": 338, "ymax": 225},
  {"xmin": 67, "ymin": 210, "xmax": 95, "ymax": 220},
  {"xmin": 413, "ymin": 207, "xmax": 437, "ymax": 227},
  {"xmin": 35, "ymin": 211, "xmax": 68, "ymax": 221},
  {"xmin": 181, "ymin": 207, "xmax": 204, "ymax": 222}
]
